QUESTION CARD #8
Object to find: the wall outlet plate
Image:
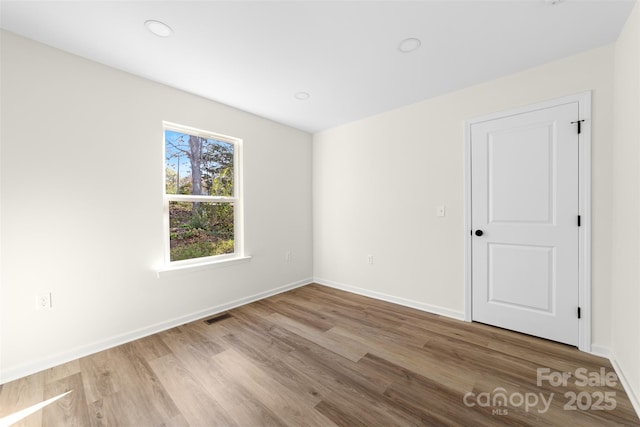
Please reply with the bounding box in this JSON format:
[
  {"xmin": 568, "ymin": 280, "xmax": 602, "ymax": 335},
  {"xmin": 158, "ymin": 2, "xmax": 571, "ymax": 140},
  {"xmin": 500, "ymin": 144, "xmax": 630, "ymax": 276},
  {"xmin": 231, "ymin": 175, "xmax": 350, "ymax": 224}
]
[{"xmin": 36, "ymin": 292, "xmax": 51, "ymax": 310}]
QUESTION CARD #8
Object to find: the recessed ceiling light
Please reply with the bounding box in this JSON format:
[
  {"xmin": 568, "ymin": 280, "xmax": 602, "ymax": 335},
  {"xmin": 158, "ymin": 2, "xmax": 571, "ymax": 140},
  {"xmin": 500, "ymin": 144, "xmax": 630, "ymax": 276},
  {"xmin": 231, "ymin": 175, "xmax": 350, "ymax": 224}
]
[
  {"xmin": 294, "ymin": 92, "xmax": 311, "ymax": 101},
  {"xmin": 144, "ymin": 20, "xmax": 173, "ymax": 38},
  {"xmin": 398, "ymin": 38, "xmax": 421, "ymax": 53}
]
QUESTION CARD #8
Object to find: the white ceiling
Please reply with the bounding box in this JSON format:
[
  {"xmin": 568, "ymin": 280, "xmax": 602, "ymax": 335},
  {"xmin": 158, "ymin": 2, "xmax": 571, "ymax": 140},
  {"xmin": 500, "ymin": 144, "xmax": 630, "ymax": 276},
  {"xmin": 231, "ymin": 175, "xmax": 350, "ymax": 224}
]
[{"xmin": 0, "ymin": 0, "xmax": 636, "ymax": 133}]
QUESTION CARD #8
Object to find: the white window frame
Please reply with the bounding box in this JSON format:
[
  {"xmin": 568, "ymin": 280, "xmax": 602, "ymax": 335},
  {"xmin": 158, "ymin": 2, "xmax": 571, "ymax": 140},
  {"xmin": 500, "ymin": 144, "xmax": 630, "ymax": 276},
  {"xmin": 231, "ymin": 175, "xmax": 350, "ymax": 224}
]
[{"xmin": 162, "ymin": 121, "xmax": 245, "ymax": 268}]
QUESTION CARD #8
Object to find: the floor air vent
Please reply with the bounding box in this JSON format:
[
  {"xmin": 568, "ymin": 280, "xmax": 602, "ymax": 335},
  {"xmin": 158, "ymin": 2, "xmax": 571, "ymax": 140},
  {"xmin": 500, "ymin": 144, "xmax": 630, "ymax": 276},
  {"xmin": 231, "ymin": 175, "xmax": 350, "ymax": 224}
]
[{"xmin": 204, "ymin": 313, "xmax": 232, "ymax": 325}]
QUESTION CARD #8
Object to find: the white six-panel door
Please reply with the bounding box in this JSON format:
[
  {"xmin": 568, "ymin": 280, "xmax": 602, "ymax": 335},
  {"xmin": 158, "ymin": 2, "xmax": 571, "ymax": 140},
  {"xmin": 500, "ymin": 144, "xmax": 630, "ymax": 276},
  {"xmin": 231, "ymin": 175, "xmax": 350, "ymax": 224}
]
[{"xmin": 470, "ymin": 101, "xmax": 580, "ymax": 346}]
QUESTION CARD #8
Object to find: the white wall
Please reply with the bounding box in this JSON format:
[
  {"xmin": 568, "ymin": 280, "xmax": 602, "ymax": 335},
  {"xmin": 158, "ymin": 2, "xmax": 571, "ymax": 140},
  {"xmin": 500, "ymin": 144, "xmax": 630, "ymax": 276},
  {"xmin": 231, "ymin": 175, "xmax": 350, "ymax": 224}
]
[
  {"xmin": 0, "ymin": 31, "xmax": 313, "ymax": 382},
  {"xmin": 612, "ymin": 0, "xmax": 640, "ymax": 411},
  {"xmin": 313, "ymin": 46, "xmax": 615, "ymax": 346}
]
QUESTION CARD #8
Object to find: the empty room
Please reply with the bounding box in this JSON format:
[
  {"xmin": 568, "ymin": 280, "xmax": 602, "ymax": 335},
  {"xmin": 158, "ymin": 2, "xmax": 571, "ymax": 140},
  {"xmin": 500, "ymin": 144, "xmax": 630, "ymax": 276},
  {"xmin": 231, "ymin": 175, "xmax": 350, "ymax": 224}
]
[{"xmin": 1, "ymin": 0, "xmax": 639, "ymax": 426}]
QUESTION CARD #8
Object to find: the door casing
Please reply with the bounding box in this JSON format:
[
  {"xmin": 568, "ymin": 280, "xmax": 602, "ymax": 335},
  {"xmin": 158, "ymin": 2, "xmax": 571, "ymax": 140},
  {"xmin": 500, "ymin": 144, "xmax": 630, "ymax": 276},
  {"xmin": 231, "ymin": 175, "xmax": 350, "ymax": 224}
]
[{"xmin": 464, "ymin": 92, "xmax": 592, "ymax": 352}]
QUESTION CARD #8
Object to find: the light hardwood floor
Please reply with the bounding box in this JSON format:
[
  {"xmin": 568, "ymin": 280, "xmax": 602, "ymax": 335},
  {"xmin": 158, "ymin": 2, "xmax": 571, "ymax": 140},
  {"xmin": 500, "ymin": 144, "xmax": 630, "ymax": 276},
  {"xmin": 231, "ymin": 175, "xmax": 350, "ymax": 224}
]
[{"xmin": 1, "ymin": 284, "xmax": 638, "ymax": 426}]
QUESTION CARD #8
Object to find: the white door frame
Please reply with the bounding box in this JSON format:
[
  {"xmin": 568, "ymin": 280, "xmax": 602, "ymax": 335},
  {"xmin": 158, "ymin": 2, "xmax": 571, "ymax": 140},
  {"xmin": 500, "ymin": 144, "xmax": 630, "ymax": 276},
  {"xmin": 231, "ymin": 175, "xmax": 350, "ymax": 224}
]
[{"xmin": 464, "ymin": 92, "xmax": 592, "ymax": 352}]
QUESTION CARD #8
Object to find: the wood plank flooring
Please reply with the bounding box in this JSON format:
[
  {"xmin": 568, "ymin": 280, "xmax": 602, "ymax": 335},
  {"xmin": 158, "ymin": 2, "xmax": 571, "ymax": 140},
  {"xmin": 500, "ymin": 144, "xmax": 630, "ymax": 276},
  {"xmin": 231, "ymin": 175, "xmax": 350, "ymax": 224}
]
[{"xmin": 1, "ymin": 284, "xmax": 638, "ymax": 426}]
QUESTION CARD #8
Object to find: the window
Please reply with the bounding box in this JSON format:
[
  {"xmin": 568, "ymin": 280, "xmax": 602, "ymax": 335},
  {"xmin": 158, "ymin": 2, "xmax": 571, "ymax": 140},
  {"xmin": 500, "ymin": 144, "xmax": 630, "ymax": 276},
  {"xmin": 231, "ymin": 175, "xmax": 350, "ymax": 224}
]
[{"xmin": 163, "ymin": 122, "xmax": 242, "ymax": 265}]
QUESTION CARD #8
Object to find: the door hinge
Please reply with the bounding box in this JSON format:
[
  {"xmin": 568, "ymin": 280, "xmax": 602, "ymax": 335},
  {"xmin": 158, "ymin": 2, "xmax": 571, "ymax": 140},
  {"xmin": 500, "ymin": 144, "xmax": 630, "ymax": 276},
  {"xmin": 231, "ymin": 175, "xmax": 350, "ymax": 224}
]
[
  {"xmin": 571, "ymin": 119, "xmax": 585, "ymax": 134},
  {"xmin": 578, "ymin": 307, "xmax": 581, "ymax": 319},
  {"xmin": 578, "ymin": 215, "xmax": 581, "ymax": 227}
]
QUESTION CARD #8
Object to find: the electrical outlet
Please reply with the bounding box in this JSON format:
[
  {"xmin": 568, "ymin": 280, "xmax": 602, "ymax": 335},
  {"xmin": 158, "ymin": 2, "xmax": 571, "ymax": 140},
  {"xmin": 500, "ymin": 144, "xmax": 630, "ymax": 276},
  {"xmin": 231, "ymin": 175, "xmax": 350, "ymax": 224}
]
[
  {"xmin": 367, "ymin": 255, "xmax": 374, "ymax": 265},
  {"xmin": 36, "ymin": 292, "xmax": 52, "ymax": 310},
  {"xmin": 285, "ymin": 251, "xmax": 292, "ymax": 262}
]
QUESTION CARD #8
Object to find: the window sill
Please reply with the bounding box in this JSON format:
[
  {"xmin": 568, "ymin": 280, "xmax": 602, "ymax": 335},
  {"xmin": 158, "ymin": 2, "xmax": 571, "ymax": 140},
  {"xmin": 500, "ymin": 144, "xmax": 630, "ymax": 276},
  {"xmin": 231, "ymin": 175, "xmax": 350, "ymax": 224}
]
[{"xmin": 156, "ymin": 255, "xmax": 252, "ymax": 278}]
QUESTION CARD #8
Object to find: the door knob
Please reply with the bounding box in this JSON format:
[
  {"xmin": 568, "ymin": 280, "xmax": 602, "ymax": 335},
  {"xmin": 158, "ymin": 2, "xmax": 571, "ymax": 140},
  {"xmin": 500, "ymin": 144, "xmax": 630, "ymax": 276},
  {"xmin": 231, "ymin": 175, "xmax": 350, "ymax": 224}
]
[{"xmin": 475, "ymin": 230, "xmax": 484, "ymax": 236}]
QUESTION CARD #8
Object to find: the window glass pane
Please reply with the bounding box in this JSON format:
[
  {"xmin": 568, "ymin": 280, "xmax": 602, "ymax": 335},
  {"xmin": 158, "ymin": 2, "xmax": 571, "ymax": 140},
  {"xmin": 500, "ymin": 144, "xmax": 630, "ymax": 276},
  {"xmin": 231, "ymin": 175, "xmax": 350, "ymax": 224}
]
[
  {"xmin": 165, "ymin": 130, "xmax": 234, "ymax": 196},
  {"xmin": 169, "ymin": 201, "xmax": 234, "ymax": 261}
]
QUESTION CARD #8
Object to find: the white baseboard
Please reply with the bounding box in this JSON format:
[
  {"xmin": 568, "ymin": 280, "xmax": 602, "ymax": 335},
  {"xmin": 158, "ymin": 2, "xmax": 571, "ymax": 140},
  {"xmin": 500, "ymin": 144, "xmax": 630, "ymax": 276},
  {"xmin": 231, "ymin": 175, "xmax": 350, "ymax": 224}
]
[
  {"xmin": 1, "ymin": 277, "xmax": 312, "ymax": 384},
  {"xmin": 313, "ymin": 277, "xmax": 465, "ymax": 321},
  {"xmin": 589, "ymin": 344, "xmax": 610, "ymax": 358},
  {"xmin": 610, "ymin": 355, "xmax": 640, "ymax": 419},
  {"xmin": 584, "ymin": 346, "xmax": 639, "ymax": 419}
]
